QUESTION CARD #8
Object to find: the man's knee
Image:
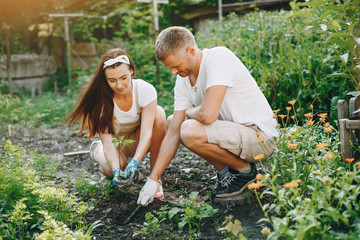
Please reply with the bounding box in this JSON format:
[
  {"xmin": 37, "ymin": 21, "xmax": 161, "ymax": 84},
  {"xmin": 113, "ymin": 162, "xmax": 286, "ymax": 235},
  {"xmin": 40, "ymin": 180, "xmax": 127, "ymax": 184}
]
[
  {"xmin": 180, "ymin": 119, "xmax": 203, "ymax": 147},
  {"xmin": 166, "ymin": 114, "xmax": 173, "ymax": 130}
]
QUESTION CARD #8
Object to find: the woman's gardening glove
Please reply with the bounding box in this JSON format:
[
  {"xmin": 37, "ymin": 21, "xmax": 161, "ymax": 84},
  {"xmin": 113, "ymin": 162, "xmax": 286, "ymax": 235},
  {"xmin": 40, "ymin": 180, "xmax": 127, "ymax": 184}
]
[
  {"xmin": 120, "ymin": 159, "xmax": 139, "ymax": 181},
  {"xmin": 112, "ymin": 167, "xmax": 134, "ymax": 188},
  {"xmin": 137, "ymin": 177, "xmax": 159, "ymax": 206}
]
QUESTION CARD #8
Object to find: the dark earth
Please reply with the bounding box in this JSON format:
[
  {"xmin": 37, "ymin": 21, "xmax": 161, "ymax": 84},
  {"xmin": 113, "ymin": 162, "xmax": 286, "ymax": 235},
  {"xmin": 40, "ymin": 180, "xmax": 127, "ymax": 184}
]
[{"xmin": 6, "ymin": 125, "xmax": 269, "ymax": 240}]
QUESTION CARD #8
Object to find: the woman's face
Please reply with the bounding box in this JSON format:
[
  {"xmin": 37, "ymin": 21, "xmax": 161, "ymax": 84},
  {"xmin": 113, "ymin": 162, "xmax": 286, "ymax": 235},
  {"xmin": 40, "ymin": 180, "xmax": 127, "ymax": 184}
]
[{"xmin": 104, "ymin": 63, "xmax": 133, "ymax": 97}]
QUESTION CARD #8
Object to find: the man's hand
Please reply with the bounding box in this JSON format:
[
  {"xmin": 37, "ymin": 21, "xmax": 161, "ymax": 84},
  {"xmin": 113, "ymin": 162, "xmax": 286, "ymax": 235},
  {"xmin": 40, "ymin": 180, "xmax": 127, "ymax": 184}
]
[
  {"xmin": 137, "ymin": 177, "xmax": 159, "ymax": 206},
  {"xmin": 120, "ymin": 159, "xmax": 139, "ymax": 181},
  {"xmin": 112, "ymin": 168, "xmax": 137, "ymax": 188}
]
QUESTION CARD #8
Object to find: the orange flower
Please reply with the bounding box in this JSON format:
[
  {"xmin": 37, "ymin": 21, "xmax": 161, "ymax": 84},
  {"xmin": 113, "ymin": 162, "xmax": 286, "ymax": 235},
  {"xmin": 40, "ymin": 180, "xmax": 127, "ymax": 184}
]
[
  {"xmin": 324, "ymin": 122, "xmax": 330, "ymax": 127},
  {"xmin": 284, "ymin": 179, "xmax": 302, "ymax": 188},
  {"xmin": 281, "ymin": 127, "xmax": 288, "ymax": 131},
  {"xmin": 273, "ymin": 109, "xmax": 280, "ymax": 114},
  {"xmin": 355, "ymin": 162, "xmax": 360, "ymax": 169},
  {"xmin": 291, "ymin": 115, "xmax": 295, "ymax": 120},
  {"xmin": 256, "ymin": 174, "xmax": 263, "ymax": 181},
  {"xmin": 258, "ymin": 136, "xmax": 265, "ymax": 143},
  {"xmin": 345, "ymin": 158, "xmax": 355, "ymax": 163},
  {"xmin": 248, "ymin": 182, "xmax": 263, "ymax": 190},
  {"xmin": 318, "ymin": 113, "xmax": 328, "ymax": 120},
  {"xmin": 324, "ymin": 127, "xmax": 332, "ymax": 133},
  {"xmin": 310, "ymin": 104, "xmax": 314, "ymax": 109},
  {"xmin": 288, "ymin": 100, "xmax": 296, "ymax": 105},
  {"xmin": 278, "ymin": 114, "xmax": 287, "ymax": 119},
  {"xmin": 316, "ymin": 142, "xmax": 329, "ymax": 150},
  {"xmin": 254, "ymin": 154, "xmax": 265, "ymax": 161},
  {"xmin": 286, "ymin": 107, "xmax": 291, "ymax": 111},
  {"xmin": 255, "ymin": 132, "xmax": 260, "ymax": 137},
  {"xmin": 306, "ymin": 119, "xmax": 315, "ymax": 126},
  {"xmin": 287, "ymin": 143, "xmax": 299, "ymax": 149},
  {"xmin": 304, "ymin": 113, "xmax": 313, "ymax": 118}
]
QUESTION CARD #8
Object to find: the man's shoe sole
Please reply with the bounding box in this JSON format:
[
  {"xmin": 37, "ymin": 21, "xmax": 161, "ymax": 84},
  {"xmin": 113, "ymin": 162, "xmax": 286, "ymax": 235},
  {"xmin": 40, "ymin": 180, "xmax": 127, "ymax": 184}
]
[{"xmin": 212, "ymin": 178, "xmax": 256, "ymax": 198}]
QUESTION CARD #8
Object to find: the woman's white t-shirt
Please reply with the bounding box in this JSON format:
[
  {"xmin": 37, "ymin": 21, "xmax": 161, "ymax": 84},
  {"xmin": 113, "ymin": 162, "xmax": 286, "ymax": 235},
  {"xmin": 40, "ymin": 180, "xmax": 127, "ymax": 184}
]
[
  {"xmin": 174, "ymin": 47, "xmax": 278, "ymax": 138},
  {"xmin": 113, "ymin": 79, "xmax": 157, "ymax": 123}
]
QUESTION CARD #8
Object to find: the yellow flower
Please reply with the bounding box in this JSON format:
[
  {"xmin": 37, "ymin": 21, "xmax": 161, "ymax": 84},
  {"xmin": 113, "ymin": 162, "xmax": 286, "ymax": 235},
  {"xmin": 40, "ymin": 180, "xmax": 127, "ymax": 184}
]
[
  {"xmin": 261, "ymin": 227, "xmax": 271, "ymax": 237},
  {"xmin": 310, "ymin": 104, "xmax": 314, "ymax": 109},
  {"xmin": 306, "ymin": 119, "xmax": 315, "ymax": 126},
  {"xmin": 254, "ymin": 154, "xmax": 265, "ymax": 161},
  {"xmin": 281, "ymin": 127, "xmax": 288, "ymax": 131},
  {"xmin": 278, "ymin": 114, "xmax": 287, "ymax": 119},
  {"xmin": 286, "ymin": 106, "xmax": 291, "ymax": 111},
  {"xmin": 288, "ymin": 100, "xmax": 296, "ymax": 105},
  {"xmin": 256, "ymin": 174, "xmax": 263, "ymax": 181},
  {"xmin": 284, "ymin": 179, "xmax": 301, "ymax": 188},
  {"xmin": 324, "ymin": 127, "xmax": 332, "ymax": 133},
  {"xmin": 255, "ymin": 132, "xmax": 260, "ymax": 137},
  {"xmin": 324, "ymin": 122, "xmax": 330, "ymax": 127},
  {"xmin": 316, "ymin": 142, "xmax": 329, "ymax": 150},
  {"xmin": 248, "ymin": 182, "xmax": 263, "ymax": 190},
  {"xmin": 257, "ymin": 136, "xmax": 265, "ymax": 143},
  {"xmin": 287, "ymin": 143, "xmax": 299, "ymax": 149},
  {"xmin": 345, "ymin": 158, "xmax": 354, "ymax": 163},
  {"xmin": 304, "ymin": 113, "xmax": 313, "ymax": 118}
]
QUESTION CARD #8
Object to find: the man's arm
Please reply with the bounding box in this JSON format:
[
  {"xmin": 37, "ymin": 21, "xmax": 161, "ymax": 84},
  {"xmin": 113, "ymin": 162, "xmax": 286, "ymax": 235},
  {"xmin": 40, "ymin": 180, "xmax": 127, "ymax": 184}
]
[
  {"xmin": 185, "ymin": 85, "xmax": 227, "ymax": 125},
  {"xmin": 148, "ymin": 110, "xmax": 186, "ymax": 181}
]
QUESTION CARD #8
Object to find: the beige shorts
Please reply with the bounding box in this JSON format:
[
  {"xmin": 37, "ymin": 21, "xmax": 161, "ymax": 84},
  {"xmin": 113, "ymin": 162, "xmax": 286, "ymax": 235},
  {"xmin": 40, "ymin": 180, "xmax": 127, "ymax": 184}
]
[
  {"xmin": 204, "ymin": 120, "xmax": 276, "ymax": 163},
  {"xmin": 89, "ymin": 136, "xmax": 136, "ymax": 162}
]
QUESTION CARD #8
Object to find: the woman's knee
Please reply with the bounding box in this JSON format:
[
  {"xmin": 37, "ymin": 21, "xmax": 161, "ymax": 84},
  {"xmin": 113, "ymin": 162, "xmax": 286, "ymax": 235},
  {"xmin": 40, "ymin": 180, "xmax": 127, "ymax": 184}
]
[{"xmin": 154, "ymin": 106, "xmax": 166, "ymax": 129}]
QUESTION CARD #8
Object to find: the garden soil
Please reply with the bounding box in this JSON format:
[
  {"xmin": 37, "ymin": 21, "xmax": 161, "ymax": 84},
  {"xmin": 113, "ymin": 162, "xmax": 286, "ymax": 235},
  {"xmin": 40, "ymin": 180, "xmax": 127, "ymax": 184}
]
[{"xmin": 6, "ymin": 125, "xmax": 268, "ymax": 240}]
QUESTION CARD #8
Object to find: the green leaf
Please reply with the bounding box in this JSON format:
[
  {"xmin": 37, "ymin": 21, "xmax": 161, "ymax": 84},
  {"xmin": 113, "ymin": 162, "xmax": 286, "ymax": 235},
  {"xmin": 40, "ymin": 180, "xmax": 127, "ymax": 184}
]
[
  {"xmin": 178, "ymin": 220, "xmax": 187, "ymax": 230},
  {"xmin": 324, "ymin": 73, "xmax": 352, "ymax": 79},
  {"xmin": 331, "ymin": 20, "xmax": 341, "ymax": 30},
  {"xmin": 168, "ymin": 207, "xmax": 182, "ymax": 220},
  {"xmin": 289, "ymin": 1, "xmax": 296, "ymax": 10}
]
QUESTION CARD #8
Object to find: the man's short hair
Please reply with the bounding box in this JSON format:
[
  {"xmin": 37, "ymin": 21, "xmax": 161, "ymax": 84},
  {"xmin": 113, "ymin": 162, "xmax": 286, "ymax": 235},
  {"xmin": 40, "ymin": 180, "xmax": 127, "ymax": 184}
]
[{"xmin": 155, "ymin": 26, "xmax": 196, "ymax": 61}]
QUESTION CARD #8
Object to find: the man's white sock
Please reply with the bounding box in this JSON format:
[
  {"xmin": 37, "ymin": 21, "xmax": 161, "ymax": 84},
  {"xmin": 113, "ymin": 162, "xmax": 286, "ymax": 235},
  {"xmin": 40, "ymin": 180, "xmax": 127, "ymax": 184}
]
[{"xmin": 237, "ymin": 162, "xmax": 251, "ymax": 173}]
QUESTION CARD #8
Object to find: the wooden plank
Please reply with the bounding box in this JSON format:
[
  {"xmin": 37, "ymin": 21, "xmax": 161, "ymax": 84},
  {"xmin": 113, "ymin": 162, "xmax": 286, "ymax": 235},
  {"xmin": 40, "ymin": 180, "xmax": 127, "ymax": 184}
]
[
  {"xmin": 337, "ymin": 99, "xmax": 349, "ymax": 120},
  {"xmin": 350, "ymin": 95, "xmax": 360, "ymax": 119},
  {"xmin": 345, "ymin": 120, "xmax": 360, "ymax": 129},
  {"xmin": 339, "ymin": 119, "xmax": 352, "ymax": 159}
]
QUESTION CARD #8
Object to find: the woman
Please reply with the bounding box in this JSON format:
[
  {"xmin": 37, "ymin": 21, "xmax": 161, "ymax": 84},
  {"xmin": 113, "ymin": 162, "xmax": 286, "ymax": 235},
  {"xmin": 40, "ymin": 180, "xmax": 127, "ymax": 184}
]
[{"xmin": 67, "ymin": 48, "xmax": 166, "ymax": 199}]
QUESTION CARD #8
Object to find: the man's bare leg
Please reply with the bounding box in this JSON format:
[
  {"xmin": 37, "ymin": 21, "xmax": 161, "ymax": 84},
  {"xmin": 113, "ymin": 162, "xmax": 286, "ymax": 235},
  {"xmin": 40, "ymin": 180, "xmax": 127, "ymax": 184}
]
[{"xmin": 180, "ymin": 119, "xmax": 248, "ymax": 171}]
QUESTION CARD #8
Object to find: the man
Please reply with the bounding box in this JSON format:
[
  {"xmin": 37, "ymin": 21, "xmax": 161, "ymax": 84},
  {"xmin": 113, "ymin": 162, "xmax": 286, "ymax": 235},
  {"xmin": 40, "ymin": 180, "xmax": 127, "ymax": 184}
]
[{"xmin": 137, "ymin": 26, "xmax": 278, "ymax": 206}]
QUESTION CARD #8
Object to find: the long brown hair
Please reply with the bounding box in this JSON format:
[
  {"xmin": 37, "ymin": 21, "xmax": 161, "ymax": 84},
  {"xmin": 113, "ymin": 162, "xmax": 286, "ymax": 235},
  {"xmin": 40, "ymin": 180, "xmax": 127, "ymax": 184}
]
[{"xmin": 66, "ymin": 48, "xmax": 136, "ymax": 137}]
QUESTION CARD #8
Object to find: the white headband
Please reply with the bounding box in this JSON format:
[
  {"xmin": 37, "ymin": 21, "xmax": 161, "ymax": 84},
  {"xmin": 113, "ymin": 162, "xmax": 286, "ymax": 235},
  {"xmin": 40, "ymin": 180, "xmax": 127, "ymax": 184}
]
[{"xmin": 103, "ymin": 55, "xmax": 130, "ymax": 69}]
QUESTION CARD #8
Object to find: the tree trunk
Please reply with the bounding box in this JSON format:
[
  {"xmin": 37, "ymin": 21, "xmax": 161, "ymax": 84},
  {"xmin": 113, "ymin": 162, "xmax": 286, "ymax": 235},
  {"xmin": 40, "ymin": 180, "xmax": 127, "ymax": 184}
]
[{"xmin": 5, "ymin": 23, "xmax": 13, "ymax": 96}]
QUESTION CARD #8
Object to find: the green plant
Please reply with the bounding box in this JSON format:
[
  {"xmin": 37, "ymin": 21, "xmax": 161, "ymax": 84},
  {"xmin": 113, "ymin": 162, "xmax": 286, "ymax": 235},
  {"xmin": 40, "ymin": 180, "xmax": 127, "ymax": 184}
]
[
  {"xmin": 286, "ymin": 0, "xmax": 360, "ymax": 90},
  {"xmin": 29, "ymin": 151, "xmax": 61, "ymax": 179},
  {"xmin": 248, "ymin": 102, "xmax": 360, "ymax": 239},
  {"xmin": 168, "ymin": 192, "xmax": 218, "ymax": 238},
  {"xmin": 140, "ymin": 212, "xmax": 161, "ymax": 238},
  {"xmin": 0, "ymin": 140, "xmax": 95, "ymax": 239}
]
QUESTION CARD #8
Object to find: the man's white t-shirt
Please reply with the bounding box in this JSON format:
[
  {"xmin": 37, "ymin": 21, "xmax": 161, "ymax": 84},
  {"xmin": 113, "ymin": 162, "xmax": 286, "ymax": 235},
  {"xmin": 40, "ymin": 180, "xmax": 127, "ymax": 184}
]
[
  {"xmin": 113, "ymin": 79, "xmax": 157, "ymax": 123},
  {"xmin": 174, "ymin": 47, "xmax": 278, "ymax": 138}
]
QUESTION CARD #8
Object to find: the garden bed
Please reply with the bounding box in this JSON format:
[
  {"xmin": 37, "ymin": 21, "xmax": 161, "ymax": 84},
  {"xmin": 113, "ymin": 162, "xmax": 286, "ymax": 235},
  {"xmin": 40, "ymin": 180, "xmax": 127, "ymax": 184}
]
[{"xmin": 4, "ymin": 125, "xmax": 268, "ymax": 239}]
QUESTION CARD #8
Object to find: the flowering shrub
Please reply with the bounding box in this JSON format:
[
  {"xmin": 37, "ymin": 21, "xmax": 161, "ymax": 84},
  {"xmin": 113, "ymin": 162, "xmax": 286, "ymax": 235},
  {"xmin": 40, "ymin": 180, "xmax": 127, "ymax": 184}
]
[{"xmin": 249, "ymin": 101, "xmax": 360, "ymax": 239}]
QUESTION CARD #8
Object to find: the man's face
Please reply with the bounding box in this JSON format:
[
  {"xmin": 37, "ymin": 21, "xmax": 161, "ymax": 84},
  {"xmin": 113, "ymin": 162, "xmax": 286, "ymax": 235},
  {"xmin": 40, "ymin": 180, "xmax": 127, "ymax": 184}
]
[{"xmin": 161, "ymin": 48, "xmax": 195, "ymax": 78}]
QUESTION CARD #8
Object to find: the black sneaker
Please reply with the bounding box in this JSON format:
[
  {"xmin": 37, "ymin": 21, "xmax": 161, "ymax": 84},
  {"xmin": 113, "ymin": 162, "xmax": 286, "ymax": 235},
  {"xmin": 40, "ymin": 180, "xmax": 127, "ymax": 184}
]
[{"xmin": 212, "ymin": 163, "xmax": 257, "ymax": 198}]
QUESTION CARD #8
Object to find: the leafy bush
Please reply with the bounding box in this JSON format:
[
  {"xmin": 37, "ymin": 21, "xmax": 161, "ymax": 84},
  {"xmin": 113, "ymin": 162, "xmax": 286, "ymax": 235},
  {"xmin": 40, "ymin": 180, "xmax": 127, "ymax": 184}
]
[
  {"xmin": 0, "ymin": 140, "xmax": 94, "ymax": 239},
  {"xmin": 246, "ymin": 101, "xmax": 360, "ymax": 239},
  {"xmin": 195, "ymin": 10, "xmax": 355, "ymax": 122}
]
